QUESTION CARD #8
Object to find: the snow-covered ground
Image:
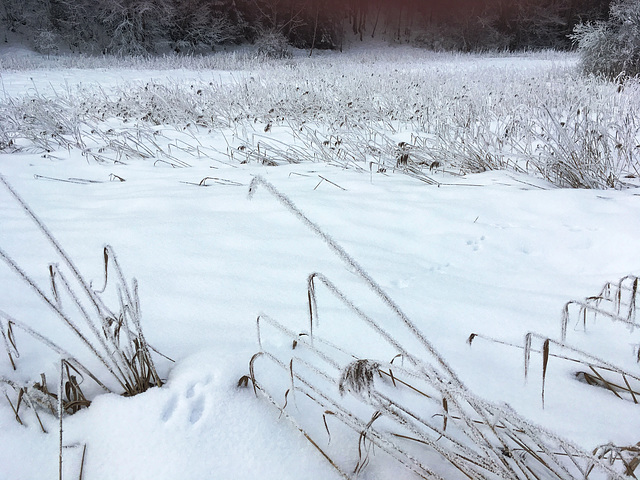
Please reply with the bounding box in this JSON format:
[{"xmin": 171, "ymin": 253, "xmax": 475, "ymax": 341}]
[{"xmin": 1, "ymin": 49, "xmax": 640, "ymax": 479}]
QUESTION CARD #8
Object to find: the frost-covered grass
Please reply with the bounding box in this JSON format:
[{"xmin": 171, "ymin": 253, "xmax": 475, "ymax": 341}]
[
  {"xmin": 1, "ymin": 47, "xmax": 639, "ymax": 188},
  {"xmin": 0, "ymin": 47, "xmax": 263, "ymax": 71},
  {"xmin": 2, "ymin": 47, "xmax": 640, "ymax": 480}
]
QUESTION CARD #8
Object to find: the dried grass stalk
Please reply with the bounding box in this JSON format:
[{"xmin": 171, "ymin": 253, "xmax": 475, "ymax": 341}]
[{"xmin": 243, "ymin": 177, "xmax": 626, "ymax": 479}]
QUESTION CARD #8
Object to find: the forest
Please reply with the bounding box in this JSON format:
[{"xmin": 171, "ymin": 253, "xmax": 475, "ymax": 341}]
[{"xmin": 0, "ymin": 0, "xmax": 613, "ymax": 55}]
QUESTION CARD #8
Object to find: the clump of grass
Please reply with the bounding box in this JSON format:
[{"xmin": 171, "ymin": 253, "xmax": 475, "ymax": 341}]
[
  {"xmin": 469, "ymin": 273, "xmax": 640, "ymax": 478},
  {"xmin": 0, "ymin": 175, "xmax": 166, "ymax": 407},
  {"xmin": 589, "ymin": 442, "xmax": 640, "ymax": 478},
  {"xmin": 1, "ymin": 175, "xmax": 168, "ymax": 479},
  {"xmin": 0, "ymin": 376, "xmax": 49, "ymax": 432},
  {"xmin": 524, "ymin": 106, "xmax": 638, "ymax": 189},
  {"xmin": 338, "ymin": 360, "xmax": 380, "ymax": 396},
  {"xmin": 561, "ymin": 274, "xmax": 639, "ymax": 341},
  {"xmin": 1, "ymin": 362, "xmax": 95, "ymax": 434}
]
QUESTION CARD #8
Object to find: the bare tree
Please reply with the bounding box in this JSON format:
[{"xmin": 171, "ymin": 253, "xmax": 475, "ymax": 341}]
[
  {"xmin": 96, "ymin": 0, "xmax": 174, "ymax": 55},
  {"xmin": 168, "ymin": 0, "xmax": 240, "ymax": 52},
  {"xmin": 572, "ymin": 0, "xmax": 640, "ymax": 78}
]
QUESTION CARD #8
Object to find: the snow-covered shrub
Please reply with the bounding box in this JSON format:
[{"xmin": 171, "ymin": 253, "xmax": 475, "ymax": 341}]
[
  {"xmin": 169, "ymin": 9, "xmax": 241, "ymax": 53},
  {"xmin": 572, "ymin": 0, "xmax": 640, "ymax": 79},
  {"xmin": 33, "ymin": 30, "xmax": 60, "ymax": 56},
  {"xmin": 254, "ymin": 30, "xmax": 292, "ymax": 59},
  {"xmin": 99, "ymin": 0, "xmax": 175, "ymax": 55}
]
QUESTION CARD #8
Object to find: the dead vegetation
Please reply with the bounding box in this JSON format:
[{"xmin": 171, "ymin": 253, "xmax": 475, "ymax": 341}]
[
  {"xmin": 240, "ymin": 176, "xmax": 630, "ymax": 479},
  {"xmin": 0, "ymin": 175, "xmax": 168, "ymax": 478},
  {"xmin": 469, "ymin": 273, "xmax": 640, "ymax": 479}
]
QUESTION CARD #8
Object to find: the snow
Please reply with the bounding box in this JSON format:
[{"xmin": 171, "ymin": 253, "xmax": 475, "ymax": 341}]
[{"xmin": 1, "ymin": 49, "xmax": 640, "ymax": 479}]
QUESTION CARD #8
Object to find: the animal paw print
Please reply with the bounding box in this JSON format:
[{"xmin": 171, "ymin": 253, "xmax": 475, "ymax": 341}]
[
  {"xmin": 161, "ymin": 380, "xmax": 209, "ymax": 426},
  {"xmin": 466, "ymin": 235, "xmax": 485, "ymax": 251},
  {"xmin": 187, "ymin": 393, "xmax": 205, "ymax": 425},
  {"xmin": 161, "ymin": 394, "xmax": 178, "ymax": 422}
]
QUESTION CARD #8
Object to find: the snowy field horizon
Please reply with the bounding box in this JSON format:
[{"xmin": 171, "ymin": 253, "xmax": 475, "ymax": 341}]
[{"xmin": 1, "ymin": 46, "xmax": 640, "ymax": 479}]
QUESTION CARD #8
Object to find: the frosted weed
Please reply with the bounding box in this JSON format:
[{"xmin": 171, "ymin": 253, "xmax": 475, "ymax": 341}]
[
  {"xmin": 241, "ymin": 176, "xmax": 629, "ymax": 479},
  {"xmin": 0, "ymin": 175, "xmax": 167, "ymax": 421}
]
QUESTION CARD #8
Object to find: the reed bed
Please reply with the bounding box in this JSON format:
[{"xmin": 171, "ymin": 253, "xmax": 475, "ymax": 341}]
[{"xmin": 1, "ymin": 50, "xmax": 638, "ymax": 188}]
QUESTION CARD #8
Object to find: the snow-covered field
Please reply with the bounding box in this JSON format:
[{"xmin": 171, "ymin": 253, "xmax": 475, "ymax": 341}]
[{"xmin": 1, "ymin": 47, "xmax": 640, "ymax": 479}]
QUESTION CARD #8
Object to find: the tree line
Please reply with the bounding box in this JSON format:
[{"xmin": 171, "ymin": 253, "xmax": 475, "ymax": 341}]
[{"xmin": 0, "ymin": 0, "xmax": 612, "ymax": 55}]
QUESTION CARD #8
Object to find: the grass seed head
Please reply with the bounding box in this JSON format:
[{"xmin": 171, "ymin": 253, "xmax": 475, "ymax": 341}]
[{"xmin": 338, "ymin": 359, "xmax": 380, "ymax": 396}]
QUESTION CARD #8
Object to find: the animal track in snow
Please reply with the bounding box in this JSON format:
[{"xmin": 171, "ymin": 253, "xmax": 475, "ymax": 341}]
[
  {"xmin": 186, "ymin": 385, "xmax": 195, "ymax": 398},
  {"xmin": 466, "ymin": 235, "xmax": 485, "ymax": 251},
  {"xmin": 161, "ymin": 380, "xmax": 209, "ymax": 426},
  {"xmin": 161, "ymin": 394, "xmax": 178, "ymax": 422},
  {"xmin": 188, "ymin": 395, "xmax": 205, "ymax": 424}
]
